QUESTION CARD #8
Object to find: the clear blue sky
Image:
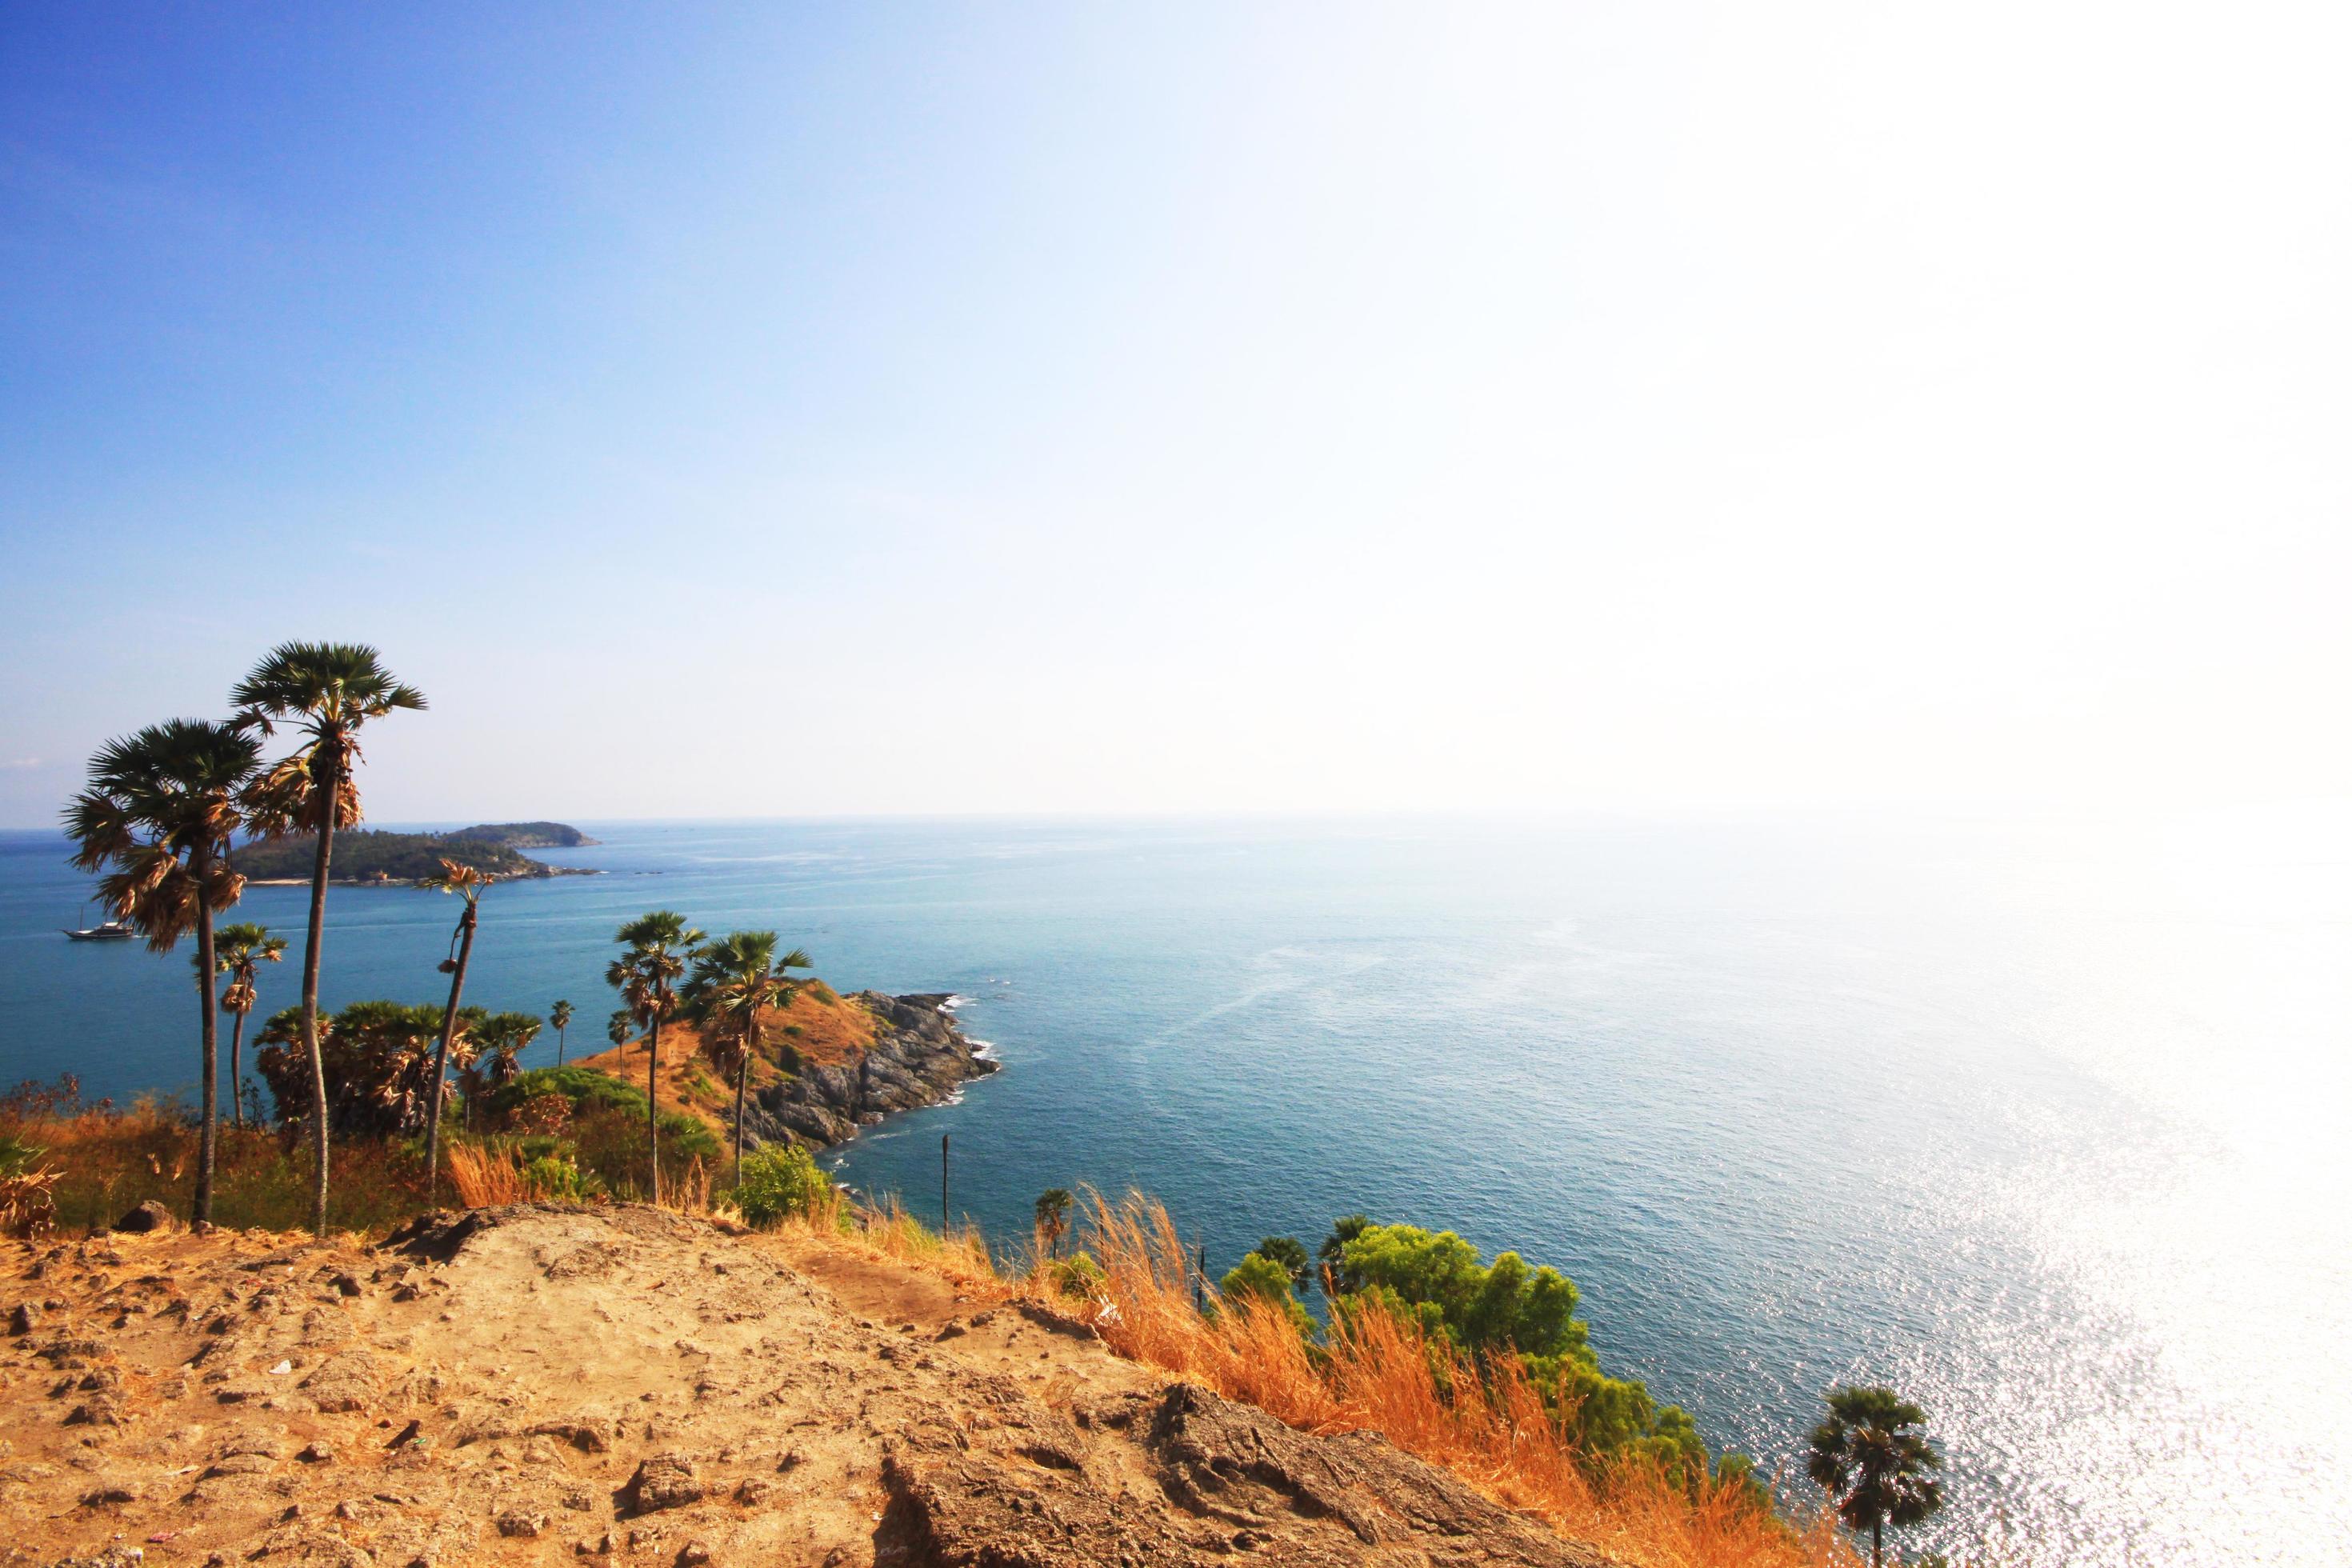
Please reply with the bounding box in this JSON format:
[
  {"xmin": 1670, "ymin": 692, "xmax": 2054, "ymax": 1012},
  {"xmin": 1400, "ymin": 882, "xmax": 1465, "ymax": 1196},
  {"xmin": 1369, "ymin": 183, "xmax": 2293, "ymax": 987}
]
[{"xmin": 5, "ymin": 3, "xmax": 2346, "ymax": 826}]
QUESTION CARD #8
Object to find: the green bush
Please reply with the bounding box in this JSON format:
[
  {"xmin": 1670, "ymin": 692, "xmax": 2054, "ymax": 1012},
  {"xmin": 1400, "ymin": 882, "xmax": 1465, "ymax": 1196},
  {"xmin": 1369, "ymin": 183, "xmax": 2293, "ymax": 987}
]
[
  {"xmin": 490, "ymin": 1066, "xmax": 647, "ymax": 1120},
  {"xmin": 1320, "ymin": 1217, "xmax": 1729, "ymax": 1480},
  {"xmin": 518, "ymin": 1150, "xmax": 603, "ymax": 1202},
  {"xmin": 734, "ymin": 1142, "xmax": 832, "ymax": 1226},
  {"xmin": 1048, "ymin": 1250, "xmax": 1106, "ymax": 1299},
  {"xmin": 1218, "ymin": 1249, "xmax": 1315, "ymax": 1335}
]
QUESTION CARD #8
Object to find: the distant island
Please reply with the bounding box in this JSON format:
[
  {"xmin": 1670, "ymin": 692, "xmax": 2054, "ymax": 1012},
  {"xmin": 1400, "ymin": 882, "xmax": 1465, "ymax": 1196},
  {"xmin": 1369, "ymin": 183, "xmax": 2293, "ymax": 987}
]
[{"xmin": 231, "ymin": 821, "xmax": 600, "ymax": 884}]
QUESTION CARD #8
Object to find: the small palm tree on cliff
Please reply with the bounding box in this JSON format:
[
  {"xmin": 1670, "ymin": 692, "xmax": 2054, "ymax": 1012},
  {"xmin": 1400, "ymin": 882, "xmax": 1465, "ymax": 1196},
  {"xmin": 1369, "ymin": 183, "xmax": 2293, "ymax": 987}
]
[
  {"xmin": 549, "ymin": 999, "xmax": 574, "ymax": 1065},
  {"xmin": 606, "ymin": 1009, "xmax": 633, "ymax": 1049},
  {"xmin": 685, "ymin": 931, "xmax": 810, "ymax": 1178},
  {"xmin": 232, "ymin": 642, "xmax": 425, "ymax": 1236},
  {"xmin": 1034, "ymin": 1189, "xmax": 1074, "ymax": 1258},
  {"xmin": 473, "ymin": 1012, "xmax": 542, "ymax": 1114},
  {"xmin": 210, "ymin": 922, "xmax": 286, "ymax": 1130},
  {"xmin": 1807, "ymin": 1385, "xmax": 1944, "ymax": 1568},
  {"xmin": 65, "ymin": 719, "xmax": 262, "ymax": 1226},
  {"xmin": 606, "ymin": 910, "xmax": 702, "ymax": 1201},
  {"xmin": 418, "ymin": 858, "xmax": 485, "ymax": 1200}
]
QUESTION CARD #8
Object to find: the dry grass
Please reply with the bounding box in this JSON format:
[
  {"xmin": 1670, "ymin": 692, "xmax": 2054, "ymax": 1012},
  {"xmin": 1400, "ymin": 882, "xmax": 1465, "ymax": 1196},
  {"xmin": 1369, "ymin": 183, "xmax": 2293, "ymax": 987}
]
[
  {"xmin": 1067, "ymin": 1190, "xmax": 1860, "ymax": 1568},
  {"xmin": 764, "ymin": 1187, "xmax": 1011, "ymax": 1299},
  {"xmin": 2, "ymin": 1102, "xmax": 431, "ymax": 1236},
  {"xmin": 0, "ymin": 1159, "xmax": 61, "ymax": 1238},
  {"xmin": 443, "ymin": 1142, "xmax": 531, "ymax": 1206}
]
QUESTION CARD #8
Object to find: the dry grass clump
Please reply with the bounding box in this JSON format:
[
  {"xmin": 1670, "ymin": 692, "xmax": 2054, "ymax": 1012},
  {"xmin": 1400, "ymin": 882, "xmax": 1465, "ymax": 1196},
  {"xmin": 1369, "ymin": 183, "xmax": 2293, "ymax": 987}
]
[
  {"xmin": 0, "ymin": 1092, "xmax": 432, "ymax": 1236},
  {"xmin": 763, "ymin": 1188, "xmax": 1010, "ymax": 1299},
  {"xmin": 0, "ymin": 1158, "xmax": 62, "ymax": 1238},
  {"xmin": 1070, "ymin": 1190, "xmax": 1857, "ymax": 1568}
]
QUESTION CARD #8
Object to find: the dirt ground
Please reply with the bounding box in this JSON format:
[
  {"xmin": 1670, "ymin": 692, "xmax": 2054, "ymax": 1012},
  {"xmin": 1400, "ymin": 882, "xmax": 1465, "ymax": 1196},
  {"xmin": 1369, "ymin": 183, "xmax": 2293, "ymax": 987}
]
[{"xmin": 0, "ymin": 1204, "xmax": 1617, "ymax": 1568}]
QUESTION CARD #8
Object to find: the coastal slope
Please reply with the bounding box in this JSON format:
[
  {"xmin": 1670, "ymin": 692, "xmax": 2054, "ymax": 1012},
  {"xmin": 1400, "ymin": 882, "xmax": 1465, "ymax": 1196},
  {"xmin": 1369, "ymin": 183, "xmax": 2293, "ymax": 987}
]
[{"xmin": 0, "ymin": 1203, "xmax": 1621, "ymax": 1567}]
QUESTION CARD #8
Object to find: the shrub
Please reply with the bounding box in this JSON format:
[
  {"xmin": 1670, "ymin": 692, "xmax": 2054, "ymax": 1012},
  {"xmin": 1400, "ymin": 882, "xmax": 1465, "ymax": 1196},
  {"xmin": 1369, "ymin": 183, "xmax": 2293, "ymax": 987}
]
[
  {"xmin": 1048, "ymin": 1250, "xmax": 1107, "ymax": 1299},
  {"xmin": 508, "ymin": 1090, "xmax": 573, "ymax": 1137},
  {"xmin": 734, "ymin": 1142, "xmax": 832, "ymax": 1226},
  {"xmin": 518, "ymin": 1151, "xmax": 602, "ymax": 1202},
  {"xmin": 1322, "ymin": 1218, "xmax": 1719, "ymax": 1476},
  {"xmin": 253, "ymin": 1000, "xmax": 482, "ymax": 1137}
]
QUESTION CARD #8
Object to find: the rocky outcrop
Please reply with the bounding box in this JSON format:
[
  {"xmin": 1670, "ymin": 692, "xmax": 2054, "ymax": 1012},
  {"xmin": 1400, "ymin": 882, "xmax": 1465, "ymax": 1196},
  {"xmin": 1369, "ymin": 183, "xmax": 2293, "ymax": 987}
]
[{"xmin": 742, "ymin": 991, "xmax": 996, "ymax": 1148}]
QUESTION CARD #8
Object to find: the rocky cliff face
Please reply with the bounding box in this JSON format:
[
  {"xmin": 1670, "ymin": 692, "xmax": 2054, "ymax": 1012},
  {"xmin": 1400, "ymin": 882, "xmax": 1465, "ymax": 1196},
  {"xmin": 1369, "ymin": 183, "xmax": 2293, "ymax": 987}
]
[{"xmin": 742, "ymin": 992, "xmax": 996, "ymax": 1148}]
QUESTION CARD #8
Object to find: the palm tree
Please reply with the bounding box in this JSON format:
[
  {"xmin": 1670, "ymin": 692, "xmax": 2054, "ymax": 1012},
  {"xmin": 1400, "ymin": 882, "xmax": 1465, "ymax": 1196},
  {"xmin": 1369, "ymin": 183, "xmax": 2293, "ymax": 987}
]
[
  {"xmin": 683, "ymin": 931, "xmax": 810, "ymax": 1178},
  {"xmin": 64, "ymin": 719, "xmax": 262, "ymax": 1227},
  {"xmin": 470, "ymin": 1012, "xmax": 542, "ymax": 1122},
  {"xmin": 1034, "ymin": 1188, "xmax": 1074, "ymax": 1259},
  {"xmin": 232, "ymin": 642, "xmax": 426, "ymax": 1237},
  {"xmin": 605, "ymin": 910, "xmax": 702, "ymax": 1201},
  {"xmin": 549, "ymin": 999, "xmax": 575, "ymax": 1065},
  {"xmin": 209, "ymin": 922, "xmax": 286, "ymax": 1130},
  {"xmin": 606, "ymin": 1009, "xmax": 633, "ymax": 1049},
  {"xmin": 1806, "ymin": 1386, "xmax": 1945, "ymax": 1568},
  {"xmin": 418, "ymin": 858, "xmax": 485, "ymax": 1202}
]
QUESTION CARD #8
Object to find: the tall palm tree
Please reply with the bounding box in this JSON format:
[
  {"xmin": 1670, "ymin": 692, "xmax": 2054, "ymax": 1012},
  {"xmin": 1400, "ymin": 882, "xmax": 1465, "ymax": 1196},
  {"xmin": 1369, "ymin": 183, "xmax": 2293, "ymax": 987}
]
[
  {"xmin": 549, "ymin": 999, "xmax": 574, "ymax": 1065},
  {"xmin": 1034, "ymin": 1188, "xmax": 1074, "ymax": 1259},
  {"xmin": 418, "ymin": 858, "xmax": 485, "ymax": 1202},
  {"xmin": 605, "ymin": 910, "xmax": 702, "ymax": 1201},
  {"xmin": 64, "ymin": 719, "xmax": 262, "ymax": 1227},
  {"xmin": 1806, "ymin": 1385, "xmax": 1945, "ymax": 1568},
  {"xmin": 232, "ymin": 642, "xmax": 426, "ymax": 1237},
  {"xmin": 684, "ymin": 932, "xmax": 810, "ymax": 1178},
  {"xmin": 209, "ymin": 922, "xmax": 286, "ymax": 1130}
]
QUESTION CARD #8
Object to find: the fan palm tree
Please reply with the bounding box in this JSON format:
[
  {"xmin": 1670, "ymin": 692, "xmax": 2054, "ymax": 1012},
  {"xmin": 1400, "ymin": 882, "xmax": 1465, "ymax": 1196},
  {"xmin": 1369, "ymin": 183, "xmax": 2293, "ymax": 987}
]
[
  {"xmin": 469, "ymin": 1012, "xmax": 542, "ymax": 1123},
  {"xmin": 1034, "ymin": 1188, "xmax": 1074, "ymax": 1259},
  {"xmin": 418, "ymin": 858, "xmax": 485, "ymax": 1201},
  {"xmin": 549, "ymin": 999, "xmax": 574, "ymax": 1065},
  {"xmin": 209, "ymin": 922, "xmax": 286, "ymax": 1130},
  {"xmin": 683, "ymin": 931, "xmax": 810, "ymax": 1178},
  {"xmin": 64, "ymin": 719, "xmax": 262, "ymax": 1226},
  {"xmin": 605, "ymin": 910, "xmax": 702, "ymax": 1200},
  {"xmin": 231, "ymin": 642, "xmax": 426, "ymax": 1237},
  {"xmin": 606, "ymin": 1009, "xmax": 633, "ymax": 1049},
  {"xmin": 1806, "ymin": 1385, "xmax": 1945, "ymax": 1568}
]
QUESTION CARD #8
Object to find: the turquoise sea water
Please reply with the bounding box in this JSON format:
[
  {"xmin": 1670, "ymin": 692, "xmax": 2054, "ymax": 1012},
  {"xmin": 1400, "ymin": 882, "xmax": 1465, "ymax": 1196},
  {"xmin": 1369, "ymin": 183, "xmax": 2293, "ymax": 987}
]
[{"xmin": 2, "ymin": 813, "xmax": 2346, "ymax": 1564}]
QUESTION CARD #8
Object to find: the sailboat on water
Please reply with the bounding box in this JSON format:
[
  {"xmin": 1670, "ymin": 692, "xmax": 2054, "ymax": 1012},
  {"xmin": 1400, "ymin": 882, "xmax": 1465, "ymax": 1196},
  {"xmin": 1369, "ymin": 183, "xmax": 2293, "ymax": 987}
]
[{"xmin": 62, "ymin": 901, "xmax": 134, "ymax": 941}]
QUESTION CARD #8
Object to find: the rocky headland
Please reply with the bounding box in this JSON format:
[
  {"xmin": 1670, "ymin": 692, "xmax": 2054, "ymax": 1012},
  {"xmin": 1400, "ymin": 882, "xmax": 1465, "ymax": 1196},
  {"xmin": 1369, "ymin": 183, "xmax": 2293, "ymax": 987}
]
[
  {"xmin": 745, "ymin": 992, "xmax": 996, "ymax": 1149},
  {"xmin": 570, "ymin": 990, "xmax": 997, "ymax": 1158}
]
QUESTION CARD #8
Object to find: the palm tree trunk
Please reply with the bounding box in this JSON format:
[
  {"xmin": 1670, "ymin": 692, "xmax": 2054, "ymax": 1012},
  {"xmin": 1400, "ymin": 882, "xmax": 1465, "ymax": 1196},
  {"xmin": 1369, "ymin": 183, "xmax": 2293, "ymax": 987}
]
[
  {"xmin": 556, "ymin": 1024, "xmax": 566, "ymax": 1066},
  {"xmin": 646, "ymin": 1008, "xmax": 662, "ymax": 1205},
  {"xmin": 423, "ymin": 902, "xmax": 477, "ymax": 1206},
  {"xmin": 734, "ymin": 1050, "xmax": 748, "ymax": 1180},
  {"xmin": 227, "ymin": 1007, "xmax": 247, "ymax": 1131},
  {"xmin": 1871, "ymin": 1520, "xmax": 1882, "ymax": 1568},
  {"xmin": 300, "ymin": 758, "xmax": 337, "ymax": 1238},
  {"xmin": 191, "ymin": 870, "xmax": 220, "ymax": 1230}
]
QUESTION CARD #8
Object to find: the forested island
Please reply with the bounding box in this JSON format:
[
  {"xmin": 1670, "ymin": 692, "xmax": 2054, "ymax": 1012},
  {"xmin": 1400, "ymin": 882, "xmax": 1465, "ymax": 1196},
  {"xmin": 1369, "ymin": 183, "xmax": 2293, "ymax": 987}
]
[{"xmin": 231, "ymin": 821, "xmax": 599, "ymax": 883}]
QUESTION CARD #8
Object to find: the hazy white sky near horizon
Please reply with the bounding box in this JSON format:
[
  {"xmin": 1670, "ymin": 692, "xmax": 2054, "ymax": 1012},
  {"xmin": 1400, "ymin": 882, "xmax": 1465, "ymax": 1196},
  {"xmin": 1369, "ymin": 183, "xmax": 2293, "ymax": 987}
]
[{"xmin": 2, "ymin": 2, "xmax": 2346, "ymax": 825}]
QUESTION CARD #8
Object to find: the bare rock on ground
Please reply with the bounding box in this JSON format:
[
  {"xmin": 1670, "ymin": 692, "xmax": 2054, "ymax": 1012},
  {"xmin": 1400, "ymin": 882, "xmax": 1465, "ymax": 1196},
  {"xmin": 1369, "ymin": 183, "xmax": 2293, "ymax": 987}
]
[{"xmin": 110, "ymin": 1200, "xmax": 175, "ymax": 1234}]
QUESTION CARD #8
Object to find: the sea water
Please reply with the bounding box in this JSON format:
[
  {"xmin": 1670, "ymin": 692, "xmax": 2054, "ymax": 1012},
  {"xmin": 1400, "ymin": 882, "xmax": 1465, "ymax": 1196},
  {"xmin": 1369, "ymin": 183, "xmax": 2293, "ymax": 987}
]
[{"xmin": 1, "ymin": 812, "xmax": 2344, "ymax": 1565}]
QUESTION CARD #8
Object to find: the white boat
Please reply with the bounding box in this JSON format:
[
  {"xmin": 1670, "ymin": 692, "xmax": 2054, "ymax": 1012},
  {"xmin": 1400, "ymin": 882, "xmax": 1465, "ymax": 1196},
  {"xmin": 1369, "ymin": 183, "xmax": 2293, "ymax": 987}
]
[{"xmin": 62, "ymin": 902, "xmax": 134, "ymax": 941}]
